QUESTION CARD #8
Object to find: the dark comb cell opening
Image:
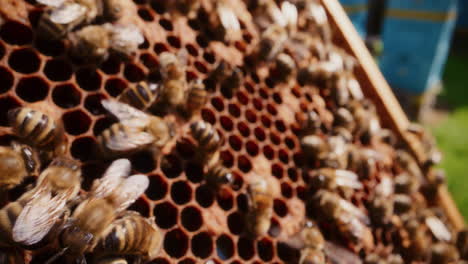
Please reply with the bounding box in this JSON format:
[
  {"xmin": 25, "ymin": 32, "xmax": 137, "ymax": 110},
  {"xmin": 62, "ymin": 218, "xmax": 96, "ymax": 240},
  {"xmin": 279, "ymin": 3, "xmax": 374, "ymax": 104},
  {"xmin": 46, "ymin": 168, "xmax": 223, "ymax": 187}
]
[
  {"xmin": 124, "ymin": 63, "xmax": 145, "ymax": 82},
  {"xmin": 196, "ymin": 34, "xmax": 209, "ymax": 48},
  {"xmin": 281, "ymin": 182, "xmax": 293, "ymax": 198},
  {"xmin": 52, "ymin": 84, "xmax": 81, "ymax": 109},
  {"xmin": 237, "ymin": 193, "xmax": 249, "ymax": 212},
  {"xmin": 130, "ymin": 150, "xmax": 156, "ymax": 173},
  {"xmin": 288, "ymin": 168, "xmax": 299, "ymax": 181},
  {"xmin": 272, "ymin": 163, "xmax": 284, "ymax": 179},
  {"xmin": 186, "ymin": 43, "xmax": 198, "ymax": 57},
  {"xmin": 76, "ymin": 67, "xmax": 102, "ymax": 91},
  {"xmin": 150, "ymin": 0, "xmax": 166, "ymax": 14},
  {"xmin": 270, "ymin": 132, "xmax": 281, "ymax": 145},
  {"xmin": 138, "ymin": 7, "xmax": 154, "ymax": 21},
  {"xmin": 238, "ymin": 236, "xmax": 255, "ymax": 260},
  {"xmin": 70, "ymin": 137, "xmax": 98, "ymax": 162},
  {"xmin": 184, "ymin": 162, "xmax": 204, "ymax": 183},
  {"xmin": 228, "ymin": 135, "xmax": 242, "ymax": 151},
  {"xmin": 246, "ymin": 141, "xmax": 259, "ymax": 156},
  {"xmin": 84, "ymin": 93, "xmax": 106, "ymax": 115},
  {"xmin": 192, "ymin": 232, "xmax": 213, "ymax": 258},
  {"xmin": 254, "ymin": 127, "xmax": 266, "ymax": 141},
  {"xmin": 211, "ymin": 97, "xmax": 225, "ymax": 112},
  {"xmin": 105, "ymin": 78, "xmax": 127, "ymax": 97},
  {"xmin": 221, "ymin": 116, "xmax": 234, "ymax": 131},
  {"xmin": 263, "ymin": 146, "xmax": 275, "ymax": 160},
  {"xmin": 258, "ymin": 239, "xmax": 274, "ymax": 261},
  {"xmin": 279, "ymin": 149, "xmax": 290, "ymax": 164},
  {"xmin": 237, "ymin": 122, "xmax": 250, "ymax": 137},
  {"xmin": 167, "ymin": 36, "xmax": 182, "ymax": 48},
  {"xmin": 217, "ymin": 235, "xmax": 235, "ymax": 260},
  {"xmin": 127, "ymin": 197, "xmax": 150, "ymax": 217},
  {"xmin": 161, "ymin": 154, "xmax": 183, "ymax": 178},
  {"xmin": 277, "ymin": 241, "xmax": 299, "ymax": 262},
  {"xmin": 285, "ymin": 136, "xmax": 296, "ymax": 150},
  {"xmin": 181, "ymin": 206, "xmax": 202, "ymax": 232},
  {"xmin": 252, "ymin": 97, "xmax": 263, "ymax": 111},
  {"xmin": 164, "ymin": 229, "xmax": 189, "ymax": 258},
  {"xmin": 16, "ymin": 76, "xmax": 49, "ymax": 102},
  {"xmin": 9, "ymin": 48, "xmax": 40, "ymax": 74},
  {"xmin": 203, "ymin": 52, "xmax": 215, "ymax": 64},
  {"xmin": 195, "ymin": 61, "xmax": 208, "ymax": 73},
  {"xmin": 0, "ymin": 66, "xmax": 14, "ymax": 93},
  {"xmin": 217, "ymin": 191, "xmax": 234, "ymax": 211},
  {"xmin": 274, "ymin": 199, "xmax": 288, "ymax": 217},
  {"xmin": 154, "ymin": 42, "xmax": 170, "ymax": 54},
  {"xmin": 154, "ymin": 202, "xmax": 178, "ymax": 228},
  {"xmin": 171, "ymin": 181, "xmax": 192, "ymax": 205},
  {"xmin": 0, "ymin": 21, "xmax": 33, "ymax": 45},
  {"xmin": 228, "ymin": 212, "xmax": 244, "ymax": 234},
  {"xmin": 79, "ymin": 162, "xmax": 107, "ymax": 191},
  {"xmin": 195, "ymin": 184, "xmax": 215, "ymax": 207},
  {"xmin": 160, "ymin": 18, "xmax": 174, "ymax": 31},
  {"xmin": 176, "ymin": 139, "xmax": 196, "ymax": 160},
  {"xmin": 148, "ymin": 258, "xmax": 170, "ymax": 264},
  {"xmin": 93, "ymin": 117, "xmax": 116, "ymax": 136},
  {"xmin": 261, "ymin": 115, "xmax": 271, "ymax": 127},
  {"xmin": 44, "ymin": 59, "xmax": 73, "ymax": 81},
  {"xmin": 63, "ymin": 110, "xmax": 92, "ymax": 135},
  {"xmin": 146, "ymin": 174, "xmax": 168, "ymax": 201},
  {"xmin": 0, "ymin": 42, "xmax": 4, "ymax": 60},
  {"xmin": 100, "ymin": 54, "xmax": 122, "ymax": 74},
  {"xmin": 245, "ymin": 109, "xmax": 257, "ymax": 123},
  {"xmin": 140, "ymin": 53, "xmax": 159, "ymax": 69},
  {"xmin": 275, "ymin": 120, "xmax": 286, "ymax": 132},
  {"xmin": 201, "ymin": 108, "xmax": 216, "ymax": 124},
  {"xmin": 179, "ymin": 258, "xmax": 196, "ymax": 264},
  {"xmin": 221, "ymin": 150, "xmax": 235, "ymax": 168},
  {"xmin": 35, "ymin": 37, "xmax": 65, "ymax": 57},
  {"xmin": 228, "ymin": 103, "xmax": 241, "ymax": 117}
]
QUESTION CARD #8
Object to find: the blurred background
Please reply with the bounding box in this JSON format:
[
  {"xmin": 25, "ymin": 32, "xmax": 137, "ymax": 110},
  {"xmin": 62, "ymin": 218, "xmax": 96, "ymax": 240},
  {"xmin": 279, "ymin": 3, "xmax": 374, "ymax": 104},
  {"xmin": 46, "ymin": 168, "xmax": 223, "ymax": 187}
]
[{"xmin": 339, "ymin": 0, "xmax": 468, "ymax": 219}]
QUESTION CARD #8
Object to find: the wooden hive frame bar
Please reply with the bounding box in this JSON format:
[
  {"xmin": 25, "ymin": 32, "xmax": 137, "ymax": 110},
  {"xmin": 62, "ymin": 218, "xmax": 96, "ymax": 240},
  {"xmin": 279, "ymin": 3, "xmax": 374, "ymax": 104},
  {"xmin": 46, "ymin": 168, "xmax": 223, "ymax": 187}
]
[{"xmin": 320, "ymin": 0, "xmax": 465, "ymax": 230}]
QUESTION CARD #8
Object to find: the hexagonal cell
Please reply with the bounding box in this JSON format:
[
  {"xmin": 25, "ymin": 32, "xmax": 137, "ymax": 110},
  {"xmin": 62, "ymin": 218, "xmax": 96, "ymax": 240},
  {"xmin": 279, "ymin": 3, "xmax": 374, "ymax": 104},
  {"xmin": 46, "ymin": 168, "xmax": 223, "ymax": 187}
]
[
  {"xmin": 160, "ymin": 18, "xmax": 174, "ymax": 31},
  {"xmin": 124, "ymin": 63, "xmax": 145, "ymax": 82},
  {"xmin": 220, "ymin": 150, "xmax": 235, "ymax": 168},
  {"xmin": 140, "ymin": 53, "xmax": 159, "ymax": 69},
  {"xmin": 195, "ymin": 184, "xmax": 215, "ymax": 208},
  {"xmin": 237, "ymin": 236, "xmax": 255, "ymax": 260},
  {"xmin": 237, "ymin": 122, "xmax": 250, "ymax": 137},
  {"xmin": 171, "ymin": 181, "xmax": 192, "ymax": 205},
  {"xmin": 8, "ymin": 48, "xmax": 40, "ymax": 74},
  {"xmin": 70, "ymin": 137, "xmax": 98, "ymax": 162},
  {"xmin": 62, "ymin": 110, "xmax": 92, "ymax": 135},
  {"xmin": 105, "ymin": 77, "xmax": 128, "ymax": 97},
  {"xmin": 0, "ymin": 20, "xmax": 33, "ymax": 45},
  {"xmin": 271, "ymin": 163, "xmax": 284, "ymax": 179},
  {"xmin": 287, "ymin": 168, "xmax": 299, "ymax": 182},
  {"xmin": 228, "ymin": 103, "xmax": 241, "ymax": 118},
  {"xmin": 217, "ymin": 191, "xmax": 234, "ymax": 211},
  {"xmin": 178, "ymin": 258, "xmax": 196, "ymax": 264},
  {"xmin": 185, "ymin": 43, "xmax": 198, "ymax": 57},
  {"xmin": 281, "ymin": 182, "xmax": 293, "ymax": 198},
  {"xmin": 285, "ymin": 136, "xmax": 296, "ymax": 150},
  {"xmin": 84, "ymin": 93, "xmax": 106, "ymax": 115},
  {"xmin": 217, "ymin": 234, "xmax": 235, "ymax": 260},
  {"xmin": 16, "ymin": 76, "xmax": 49, "ymax": 102},
  {"xmin": 181, "ymin": 206, "xmax": 203, "ymax": 232},
  {"xmin": 203, "ymin": 51, "xmax": 216, "ymax": 64},
  {"xmin": 266, "ymin": 103, "xmax": 278, "ymax": 115},
  {"xmin": 76, "ymin": 67, "xmax": 102, "ymax": 91},
  {"xmin": 278, "ymin": 149, "xmax": 290, "ymax": 164},
  {"xmin": 52, "ymin": 83, "xmax": 81, "ymax": 109},
  {"xmin": 194, "ymin": 61, "xmax": 208, "ymax": 74},
  {"xmin": 269, "ymin": 218, "xmax": 282, "ymax": 237},
  {"xmin": 130, "ymin": 150, "xmax": 156, "ymax": 173},
  {"xmin": 167, "ymin": 35, "xmax": 182, "ymax": 48},
  {"xmin": 270, "ymin": 132, "xmax": 281, "ymax": 145},
  {"xmin": 274, "ymin": 199, "xmax": 288, "ymax": 217},
  {"xmin": 0, "ymin": 41, "xmax": 5, "ymax": 60},
  {"xmin": 191, "ymin": 232, "xmax": 213, "ymax": 258},
  {"xmin": 263, "ymin": 145, "xmax": 275, "ymax": 160},
  {"xmin": 161, "ymin": 154, "xmax": 183, "ymax": 178},
  {"xmin": 252, "ymin": 97, "xmax": 263, "ymax": 111},
  {"xmin": 80, "ymin": 162, "xmax": 107, "ymax": 191},
  {"xmin": 100, "ymin": 54, "xmax": 122, "ymax": 74},
  {"xmin": 277, "ymin": 241, "xmax": 299, "ymax": 262},
  {"xmin": 93, "ymin": 116, "xmax": 116, "ymax": 136},
  {"xmin": 148, "ymin": 258, "xmax": 170, "ymax": 264},
  {"xmin": 146, "ymin": 174, "xmax": 168, "ymax": 201},
  {"xmin": 220, "ymin": 115, "xmax": 234, "ymax": 131},
  {"xmin": 258, "ymin": 238, "xmax": 274, "ymax": 261},
  {"xmin": 196, "ymin": 34, "xmax": 209, "ymax": 48},
  {"xmin": 138, "ymin": 7, "xmax": 154, "ymax": 21},
  {"xmin": 228, "ymin": 135, "xmax": 242, "ymax": 151},
  {"xmin": 164, "ymin": 228, "xmax": 189, "ymax": 258},
  {"xmin": 184, "ymin": 161, "xmax": 204, "ymax": 183},
  {"xmin": 0, "ymin": 66, "xmax": 14, "ymax": 94},
  {"xmin": 44, "ymin": 59, "xmax": 73, "ymax": 81},
  {"xmin": 245, "ymin": 109, "xmax": 257, "ymax": 123},
  {"xmin": 201, "ymin": 108, "xmax": 216, "ymax": 124},
  {"xmin": 127, "ymin": 197, "xmax": 151, "ymax": 217},
  {"xmin": 154, "ymin": 201, "xmax": 178, "ymax": 228},
  {"xmin": 34, "ymin": 37, "xmax": 65, "ymax": 57},
  {"xmin": 227, "ymin": 212, "xmax": 244, "ymax": 235},
  {"xmin": 154, "ymin": 42, "xmax": 170, "ymax": 54}
]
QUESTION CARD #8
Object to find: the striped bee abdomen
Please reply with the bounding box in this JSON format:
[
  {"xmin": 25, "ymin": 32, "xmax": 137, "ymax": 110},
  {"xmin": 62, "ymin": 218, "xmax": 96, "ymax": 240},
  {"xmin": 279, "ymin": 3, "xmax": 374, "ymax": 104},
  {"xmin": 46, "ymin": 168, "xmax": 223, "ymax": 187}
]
[
  {"xmin": 118, "ymin": 82, "xmax": 159, "ymax": 110},
  {"xmin": 190, "ymin": 121, "xmax": 221, "ymax": 153}
]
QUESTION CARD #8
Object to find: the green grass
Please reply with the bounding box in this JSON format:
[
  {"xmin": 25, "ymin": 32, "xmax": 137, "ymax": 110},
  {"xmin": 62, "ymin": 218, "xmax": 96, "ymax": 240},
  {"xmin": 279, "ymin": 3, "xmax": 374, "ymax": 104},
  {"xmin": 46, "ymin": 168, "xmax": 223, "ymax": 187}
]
[{"xmin": 430, "ymin": 50, "xmax": 468, "ymax": 220}]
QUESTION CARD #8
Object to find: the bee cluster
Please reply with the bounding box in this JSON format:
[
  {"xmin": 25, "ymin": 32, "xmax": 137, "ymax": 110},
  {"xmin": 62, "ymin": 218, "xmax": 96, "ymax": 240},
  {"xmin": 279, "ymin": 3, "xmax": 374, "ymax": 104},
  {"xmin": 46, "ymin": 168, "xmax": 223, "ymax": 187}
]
[{"xmin": 0, "ymin": 0, "xmax": 465, "ymax": 263}]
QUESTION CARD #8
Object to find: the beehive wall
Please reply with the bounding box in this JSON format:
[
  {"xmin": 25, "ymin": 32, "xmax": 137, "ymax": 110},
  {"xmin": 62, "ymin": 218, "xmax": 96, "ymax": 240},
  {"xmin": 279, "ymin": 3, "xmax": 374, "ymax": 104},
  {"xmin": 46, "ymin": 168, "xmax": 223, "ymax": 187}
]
[{"xmin": 0, "ymin": 0, "xmax": 459, "ymax": 263}]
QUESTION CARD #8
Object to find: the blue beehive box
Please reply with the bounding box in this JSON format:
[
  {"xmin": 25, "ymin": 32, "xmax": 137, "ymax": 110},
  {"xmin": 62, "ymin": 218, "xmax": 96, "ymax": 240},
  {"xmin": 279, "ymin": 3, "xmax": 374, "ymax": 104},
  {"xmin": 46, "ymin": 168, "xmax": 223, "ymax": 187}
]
[
  {"xmin": 339, "ymin": 0, "xmax": 368, "ymax": 37},
  {"xmin": 457, "ymin": 0, "xmax": 468, "ymax": 30},
  {"xmin": 379, "ymin": 0, "xmax": 458, "ymax": 94}
]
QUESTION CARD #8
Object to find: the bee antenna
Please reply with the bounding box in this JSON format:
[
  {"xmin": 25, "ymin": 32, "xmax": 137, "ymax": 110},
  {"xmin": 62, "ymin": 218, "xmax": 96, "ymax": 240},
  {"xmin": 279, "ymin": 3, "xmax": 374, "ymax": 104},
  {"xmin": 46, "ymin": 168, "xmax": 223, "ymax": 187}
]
[{"xmin": 45, "ymin": 247, "xmax": 68, "ymax": 264}]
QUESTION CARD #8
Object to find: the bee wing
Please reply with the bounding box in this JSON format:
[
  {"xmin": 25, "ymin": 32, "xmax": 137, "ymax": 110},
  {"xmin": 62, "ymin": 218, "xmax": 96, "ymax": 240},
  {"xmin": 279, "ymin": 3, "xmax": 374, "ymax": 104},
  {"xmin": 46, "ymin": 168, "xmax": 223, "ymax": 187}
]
[
  {"xmin": 425, "ymin": 216, "xmax": 452, "ymax": 242},
  {"xmin": 50, "ymin": 3, "xmax": 87, "ymax": 24},
  {"xmin": 268, "ymin": 3, "xmax": 287, "ymax": 27},
  {"xmin": 36, "ymin": 0, "xmax": 66, "ymax": 7},
  {"xmin": 12, "ymin": 191, "xmax": 68, "ymax": 245},
  {"xmin": 308, "ymin": 2, "xmax": 328, "ymax": 25},
  {"xmin": 217, "ymin": 4, "xmax": 240, "ymax": 31},
  {"xmin": 113, "ymin": 174, "xmax": 149, "ymax": 212},
  {"xmin": 375, "ymin": 176, "xmax": 393, "ymax": 197},
  {"xmin": 324, "ymin": 241, "xmax": 362, "ymax": 264},
  {"xmin": 90, "ymin": 159, "xmax": 131, "ymax": 199},
  {"xmin": 334, "ymin": 170, "xmax": 362, "ymax": 189},
  {"xmin": 281, "ymin": 1, "xmax": 297, "ymax": 27},
  {"xmin": 108, "ymin": 24, "xmax": 145, "ymax": 46},
  {"xmin": 101, "ymin": 99, "xmax": 150, "ymax": 127},
  {"xmin": 339, "ymin": 199, "xmax": 369, "ymax": 225},
  {"xmin": 106, "ymin": 128, "xmax": 155, "ymax": 152}
]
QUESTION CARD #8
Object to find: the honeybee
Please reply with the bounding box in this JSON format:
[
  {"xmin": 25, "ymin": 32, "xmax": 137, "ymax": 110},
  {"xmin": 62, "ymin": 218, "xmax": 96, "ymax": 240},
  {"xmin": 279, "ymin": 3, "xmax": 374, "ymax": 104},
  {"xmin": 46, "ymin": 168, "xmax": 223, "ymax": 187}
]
[
  {"xmin": 285, "ymin": 221, "xmax": 326, "ymax": 264},
  {"xmin": 313, "ymin": 190, "xmax": 373, "ymax": 250},
  {"xmin": 184, "ymin": 81, "xmax": 208, "ymax": 117},
  {"xmin": 93, "ymin": 212, "xmax": 162, "ymax": 263},
  {"xmin": 53, "ymin": 159, "xmax": 149, "ymax": 262},
  {"xmin": 12, "ymin": 157, "xmax": 81, "ymax": 246},
  {"xmin": 301, "ymin": 135, "xmax": 327, "ymax": 164},
  {"xmin": 394, "ymin": 172, "xmax": 419, "ymax": 194},
  {"xmin": 156, "ymin": 51, "xmax": 188, "ymax": 111},
  {"xmin": 69, "ymin": 24, "xmax": 110, "ymax": 64},
  {"xmin": 257, "ymin": 24, "xmax": 288, "ymax": 61},
  {"xmin": 369, "ymin": 177, "xmax": 394, "ymax": 226},
  {"xmin": 118, "ymin": 81, "xmax": 160, "ymax": 111},
  {"xmin": 220, "ymin": 66, "xmax": 243, "ymax": 98},
  {"xmin": 215, "ymin": 0, "xmax": 241, "ymax": 42},
  {"xmin": 253, "ymin": 0, "xmax": 297, "ymax": 32},
  {"xmin": 308, "ymin": 168, "xmax": 363, "ymax": 194},
  {"xmin": 0, "ymin": 142, "xmax": 40, "ymax": 190},
  {"xmin": 424, "ymin": 213, "xmax": 452, "ymax": 242},
  {"xmin": 323, "ymin": 134, "xmax": 349, "ymax": 169},
  {"xmin": 105, "ymin": 23, "xmax": 145, "ymax": 58},
  {"xmin": 393, "ymin": 194, "xmax": 413, "ymax": 215},
  {"xmin": 206, "ymin": 61, "xmax": 231, "ymax": 85},
  {"xmin": 429, "ymin": 243, "xmax": 459, "ymax": 264},
  {"xmin": 205, "ymin": 162, "xmax": 233, "ymax": 190},
  {"xmin": 101, "ymin": 0, "xmax": 126, "ymax": 21},
  {"xmin": 246, "ymin": 178, "xmax": 273, "ymax": 236},
  {"xmin": 174, "ymin": 0, "xmax": 200, "ymax": 17},
  {"xmin": 395, "ymin": 150, "xmax": 424, "ymax": 181},
  {"xmin": 8, "ymin": 107, "xmax": 64, "ymax": 151},
  {"xmin": 334, "ymin": 107, "xmax": 355, "ymax": 131},
  {"xmin": 37, "ymin": 1, "xmax": 87, "ymax": 39},
  {"xmin": 99, "ymin": 99, "xmax": 171, "ymax": 157},
  {"xmin": 299, "ymin": 110, "xmax": 321, "ymax": 135},
  {"xmin": 275, "ymin": 53, "xmax": 296, "ymax": 82},
  {"xmin": 348, "ymin": 100, "xmax": 381, "ymax": 143},
  {"xmin": 190, "ymin": 120, "xmax": 222, "ymax": 165},
  {"xmin": 323, "ymin": 241, "xmax": 362, "ymax": 264}
]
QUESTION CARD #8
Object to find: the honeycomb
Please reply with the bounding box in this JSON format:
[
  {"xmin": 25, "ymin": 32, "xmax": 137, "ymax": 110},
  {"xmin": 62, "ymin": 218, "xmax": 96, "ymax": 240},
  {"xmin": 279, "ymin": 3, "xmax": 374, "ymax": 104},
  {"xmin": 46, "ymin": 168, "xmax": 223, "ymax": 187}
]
[{"xmin": 0, "ymin": 0, "xmax": 462, "ymax": 263}]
